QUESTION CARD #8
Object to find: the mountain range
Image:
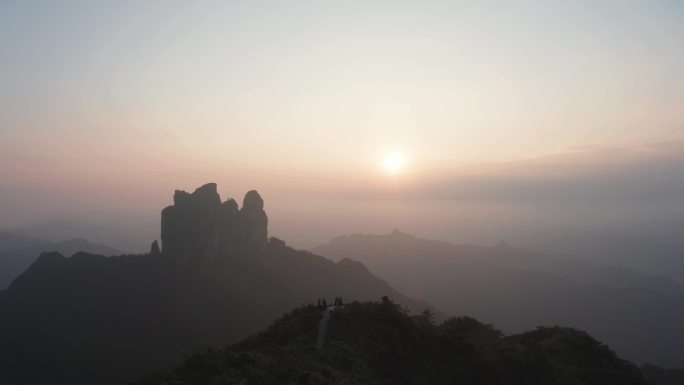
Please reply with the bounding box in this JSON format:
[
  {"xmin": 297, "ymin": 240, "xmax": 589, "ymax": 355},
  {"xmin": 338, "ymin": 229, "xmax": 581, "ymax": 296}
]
[
  {"xmin": 313, "ymin": 230, "xmax": 684, "ymax": 367},
  {"xmin": 3, "ymin": 183, "xmax": 683, "ymax": 384},
  {"xmin": 0, "ymin": 184, "xmax": 431, "ymax": 385},
  {"xmin": 0, "ymin": 232, "xmax": 121, "ymax": 289}
]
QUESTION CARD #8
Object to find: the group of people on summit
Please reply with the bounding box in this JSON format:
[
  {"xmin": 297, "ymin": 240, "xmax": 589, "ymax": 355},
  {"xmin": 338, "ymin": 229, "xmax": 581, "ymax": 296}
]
[{"xmin": 317, "ymin": 297, "xmax": 343, "ymax": 310}]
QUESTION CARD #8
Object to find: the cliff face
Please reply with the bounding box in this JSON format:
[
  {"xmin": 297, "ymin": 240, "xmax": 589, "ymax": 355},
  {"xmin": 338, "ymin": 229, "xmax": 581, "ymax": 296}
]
[{"xmin": 160, "ymin": 183, "xmax": 268, "ymax": 262}]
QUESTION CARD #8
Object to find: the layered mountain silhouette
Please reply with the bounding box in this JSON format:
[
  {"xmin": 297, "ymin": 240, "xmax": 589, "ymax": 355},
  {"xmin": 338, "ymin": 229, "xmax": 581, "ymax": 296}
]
[
  {"xmin": 508, "ymin": 225, "xmax": 684, "ymax": 282},
  {"xmin": 0, "ymin": 232, "xmax": 121, "ymax": 289},
  {"xmin": 313, "ymin": 230, "xmax": 684, "ymax": 367},
  {"xmin": 7, "ymin": 218, "xmax": 154, "ymax": 253},
  {"xmin": 134, "ymin": 300, "xmax": 646, "ymax": 385},
  {"xmin": 0, "ymin": 184, "xmax": 431, "ymax": 385}
]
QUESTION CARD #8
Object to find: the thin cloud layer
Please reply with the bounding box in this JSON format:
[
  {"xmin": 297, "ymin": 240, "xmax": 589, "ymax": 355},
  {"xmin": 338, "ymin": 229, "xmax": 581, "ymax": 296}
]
[{"xmin": 350, "ymin": 140, "xmax": 684, "ymax": 208}]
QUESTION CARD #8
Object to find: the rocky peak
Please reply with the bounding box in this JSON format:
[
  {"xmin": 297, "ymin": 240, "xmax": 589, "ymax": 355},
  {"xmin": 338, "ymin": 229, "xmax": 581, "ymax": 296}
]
[
  {"xmin": 161, "ymin": 184, "xmax": 269, "ymax": 262},
  {"xmin": 173, "ymin": 190, "xmax": 190, "ymax": 206},
  {"xmin": 243, "ymin": 190, "xmax": 264, "ymax": 210},
  {"xmin": 150, "ymin": 240, "xmax": 160, "ymax": 255},
  {"xmin": 240, "ymin": 190, "xmax": 268, "ymax": 251},
  {"xmin": 191, "ymin": 183, "xmax": 221, "ymax": 205},
  {"xmin": 223, "ymin": 198, "xmax": 239, "ymax": 211}
]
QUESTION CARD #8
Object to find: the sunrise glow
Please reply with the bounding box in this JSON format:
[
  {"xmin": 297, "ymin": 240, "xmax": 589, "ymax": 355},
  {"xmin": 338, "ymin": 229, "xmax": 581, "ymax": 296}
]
[{"xmin": 383, "ymin": 151, "xmax": 405, "ymax": 174}]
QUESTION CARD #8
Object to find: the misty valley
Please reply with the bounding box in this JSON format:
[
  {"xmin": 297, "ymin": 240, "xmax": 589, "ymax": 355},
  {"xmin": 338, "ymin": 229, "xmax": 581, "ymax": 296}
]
[
  {"xmin": 3, "ymin": 2, "xmax": 684, "ymax": 384},
  {"xmin": 0, "ymin": 183, "xmax": 682, "ymax": 385}
]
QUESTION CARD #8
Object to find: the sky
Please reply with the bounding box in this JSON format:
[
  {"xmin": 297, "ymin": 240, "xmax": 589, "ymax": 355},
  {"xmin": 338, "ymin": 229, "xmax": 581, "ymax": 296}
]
[{"xmin": 1, "ymin": 1, "xmax": 683, "ymax": 250}]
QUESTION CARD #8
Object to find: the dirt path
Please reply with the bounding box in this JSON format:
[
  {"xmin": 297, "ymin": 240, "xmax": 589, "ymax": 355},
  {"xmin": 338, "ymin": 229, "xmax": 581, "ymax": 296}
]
[{"xmin": 316, "ymin": 308, "xmax": 331, "ymax": 351}]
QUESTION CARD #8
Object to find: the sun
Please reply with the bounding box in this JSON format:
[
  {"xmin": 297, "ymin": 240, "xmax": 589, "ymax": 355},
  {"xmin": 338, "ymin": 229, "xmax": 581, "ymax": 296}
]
[{"xmin": 383, "ymin": 151, "xmax": 404, "ymax": 174}]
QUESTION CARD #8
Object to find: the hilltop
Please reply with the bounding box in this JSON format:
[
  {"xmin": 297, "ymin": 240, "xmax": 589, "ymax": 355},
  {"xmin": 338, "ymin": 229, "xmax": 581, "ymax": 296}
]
[{"xmin": 135, "ymin": 299, "xmax": 646, "ymax": 385}]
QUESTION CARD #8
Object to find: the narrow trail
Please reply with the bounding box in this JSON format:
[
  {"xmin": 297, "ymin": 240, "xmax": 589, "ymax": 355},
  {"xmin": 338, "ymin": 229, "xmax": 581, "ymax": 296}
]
[{"xmin": 316, "ymin": 308, "xmax": 331, "ymax": 351}]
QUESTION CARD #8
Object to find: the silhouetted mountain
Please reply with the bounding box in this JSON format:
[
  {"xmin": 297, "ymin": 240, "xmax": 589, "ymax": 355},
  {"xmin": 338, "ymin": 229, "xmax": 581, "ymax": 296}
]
[
  {"xmin": 0, "ymin": 184, "xmax": 432, "ymax": 385},
  {"xmin": 641, "ymin": 364, "xmax": 684, "ymax": 385},
  {"xmin": 0, "ymin": 232, "xmax": 121, "ymax": 288},
  {"xmin": 10, "ymin": 218, "xmax": 153, "ymax": 253},
  {"xmin": 134, "ymin": 300, "xmax": 646, "ymax": 385},
  {"xmin": 508, "ymin": 225, "xmax": 684, "ymax": 283},
  {"xmin": 314, "ymin": 231, "xmax": 684, "ymax": 367}
]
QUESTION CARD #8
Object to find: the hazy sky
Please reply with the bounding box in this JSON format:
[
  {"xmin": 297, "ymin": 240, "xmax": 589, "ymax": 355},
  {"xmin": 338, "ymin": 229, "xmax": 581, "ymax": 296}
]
[{"xmin": 1, "ymin": 1, "xmax": 683, "ymax": 248}]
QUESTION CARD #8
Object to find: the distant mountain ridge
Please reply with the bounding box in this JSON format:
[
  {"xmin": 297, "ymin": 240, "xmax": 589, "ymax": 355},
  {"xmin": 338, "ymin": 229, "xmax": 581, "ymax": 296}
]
[
  {"xmin": 314, "ymin": 230, "xmax": 684, "ymax": 367},
  {"xmin": 506, "ymin": 225, "xmax": 684, "ymax": 283},
  {"xmin": 0, "ymin": 184, "xmax": 433, "ymax": 385},
  {"xmin": 8, "ymin": 218, "xmax": 152, "ymax": 253},
  {"xmin": 0, "ymin": 232, "xmax": 121, "ymax": 288}
]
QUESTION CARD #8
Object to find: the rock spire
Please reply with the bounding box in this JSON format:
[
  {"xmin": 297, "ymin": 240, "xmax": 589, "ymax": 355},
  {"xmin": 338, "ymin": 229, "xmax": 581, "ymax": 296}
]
[{"xmin": 160, "ymin": 183, "xmax": 268, "ymax": 262}]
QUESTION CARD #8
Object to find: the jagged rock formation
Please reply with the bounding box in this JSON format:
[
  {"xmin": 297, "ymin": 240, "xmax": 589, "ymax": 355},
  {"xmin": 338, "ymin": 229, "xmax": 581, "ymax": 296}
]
[
  {"xmin": 240, "ymin": 190, "xmax": 268, "ymax": 250},
  {"xmin": 150, "ymin": 240, "xmax": 160, "ymax": 255},
  {"xmin": 0, "ymin": 183, "xmax": 434, "ymax": 385},
  {"xmin": 160, "ymin": 183, "xmax": 268, "ymax": 262}
]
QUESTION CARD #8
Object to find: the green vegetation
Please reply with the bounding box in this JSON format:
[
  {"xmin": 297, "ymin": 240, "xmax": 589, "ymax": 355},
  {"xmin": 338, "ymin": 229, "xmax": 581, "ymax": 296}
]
[{"xmin": 135, "ymin": 299, "xmax": 645, "ymax": 385}]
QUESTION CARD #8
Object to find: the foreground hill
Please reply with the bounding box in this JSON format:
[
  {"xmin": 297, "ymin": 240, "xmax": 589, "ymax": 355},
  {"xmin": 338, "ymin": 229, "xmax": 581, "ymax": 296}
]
[
  {"xmin": 0, "ymin": 184, "xmax": 431, "ymax": 385},
  {"xmin": 135, "ymin": 300, "xmax": 646, "ymax": 385},
  {"xmin": 313, "ymin": 231, "xmax": 684, "ymax": 367},
  {"xmin": 0, "ymin": 232, "xmax": 121, "ymax": 288}
]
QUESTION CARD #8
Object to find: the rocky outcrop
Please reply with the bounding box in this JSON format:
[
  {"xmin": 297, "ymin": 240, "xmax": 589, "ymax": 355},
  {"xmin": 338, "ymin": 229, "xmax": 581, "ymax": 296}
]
[
  {"xmin": 160, "ymin": 183, "xmax": 268, "ymax": 262},
  {"xmin": 240, "ymin": 190, "xmax": 268, "ymax": 251},
  {"xmin": 150, "ymin": 240, "xmax": 161, "ymax": 255}
]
